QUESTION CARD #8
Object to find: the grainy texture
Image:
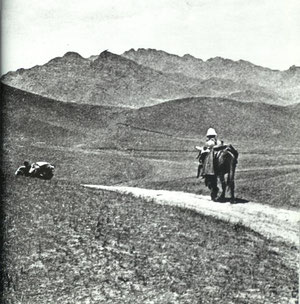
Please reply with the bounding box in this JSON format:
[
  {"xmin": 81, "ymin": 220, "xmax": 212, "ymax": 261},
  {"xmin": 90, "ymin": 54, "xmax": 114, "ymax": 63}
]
[
  {"xmin": 2, "ymin": 179, "xmax": 298, "ymax": 303},
  {"xmin": 1, "ymin": 73, "xmax": 299, "ymax": 303}
]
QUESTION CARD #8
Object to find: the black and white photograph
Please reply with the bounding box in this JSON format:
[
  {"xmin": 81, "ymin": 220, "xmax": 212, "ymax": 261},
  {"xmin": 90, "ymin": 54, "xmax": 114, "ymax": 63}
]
[{"xmin": 1, "ymin": 0, "xmax": 299, "ymax": 303}]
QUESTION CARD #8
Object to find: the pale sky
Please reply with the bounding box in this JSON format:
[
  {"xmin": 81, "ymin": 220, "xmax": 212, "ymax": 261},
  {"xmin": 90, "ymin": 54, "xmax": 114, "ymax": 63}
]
[{"xmin": 1, "ymin": 0, "xmax": 300, "ymax": 74}]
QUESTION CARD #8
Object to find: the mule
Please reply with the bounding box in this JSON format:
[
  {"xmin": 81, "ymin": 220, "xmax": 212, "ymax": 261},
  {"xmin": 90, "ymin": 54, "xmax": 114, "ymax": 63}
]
[{"xmin": 197, "ymin": 145, "xmax": 238, "ymax": 203}]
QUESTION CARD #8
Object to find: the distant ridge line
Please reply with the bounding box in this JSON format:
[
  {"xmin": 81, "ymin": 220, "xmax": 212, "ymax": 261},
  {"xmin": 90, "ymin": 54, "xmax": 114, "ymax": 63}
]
[
  {"xmin": 2, "ymin": 49, "xmax": 300, "ymax": 107},
  {"xmin": 116, "ymin": 123, "xmax": 173, "ymax": 137}
]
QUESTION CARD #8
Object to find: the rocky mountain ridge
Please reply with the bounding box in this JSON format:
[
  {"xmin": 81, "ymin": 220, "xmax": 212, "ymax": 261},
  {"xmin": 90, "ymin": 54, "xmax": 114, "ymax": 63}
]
[
  {"xmin": 2, "ymin": 49, "xmax": 299, "ymax": 107},
  {"xmin": 123, "ymin": 48, "xmax": 300, "ymax": 104}
]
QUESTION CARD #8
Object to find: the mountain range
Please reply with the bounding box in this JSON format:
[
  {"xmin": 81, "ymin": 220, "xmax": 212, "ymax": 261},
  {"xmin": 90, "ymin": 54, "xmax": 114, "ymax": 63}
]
[{"xmin": 1, "ymin": 49, "xmax": 300, "ymax": 107}]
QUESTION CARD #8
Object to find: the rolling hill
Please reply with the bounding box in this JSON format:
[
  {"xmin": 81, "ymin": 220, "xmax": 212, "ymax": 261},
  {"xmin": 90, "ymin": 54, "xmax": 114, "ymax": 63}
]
[
  {"xmin": 2, "ymin": 49, "xmax": 299, "ymax": 107},
  {"xmin": 115, "ymin": 96, "xmax": 300, "ymax": 150},
  {"xmin": 2, "ymin": 84, "xmax": 299, "ymax": 152},
  {"xmin": 1, "ymin": 84, "xmax": 130, "ymax": 147}
]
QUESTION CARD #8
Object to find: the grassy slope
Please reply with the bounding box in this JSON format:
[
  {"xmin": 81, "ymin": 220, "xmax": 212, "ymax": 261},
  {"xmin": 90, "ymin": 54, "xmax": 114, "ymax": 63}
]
[
  {"xmin": 1, "ymin": 85, "xmax": 299, "ymax": 303},
  {"xmin": 2, "ymin": 84, "xmax": 300, "ymax": 208},
  {"xmin": 2, "ymin": 175, "xmax": 298, "ymax": 304},
  {"xmin": 3, "ymin": 85, "xmax": 300, "ymax": 149},
  {"xmin": 1, "ymin": 84, "xmax": 130, "ymax": 146},
  {"xmin": 123, "ymin": 96, "xmax": 300, "ymax": 145},
  {"xmin": 123, "ymin": 150, "xmax": 300, "ymax": 209}
]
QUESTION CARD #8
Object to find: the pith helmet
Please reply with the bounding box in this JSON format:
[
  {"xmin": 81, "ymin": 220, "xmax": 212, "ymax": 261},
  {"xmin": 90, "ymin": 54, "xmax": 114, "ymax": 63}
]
[{"xmin": 206, "ymin": 128, "xmax": 217, "ymax": 137}]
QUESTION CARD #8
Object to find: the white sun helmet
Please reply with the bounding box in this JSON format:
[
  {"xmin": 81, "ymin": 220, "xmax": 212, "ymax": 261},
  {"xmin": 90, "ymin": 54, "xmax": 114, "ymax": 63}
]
[{"xmin": 206, "ymin": 128, "xmax": 217, "ymax": 137}]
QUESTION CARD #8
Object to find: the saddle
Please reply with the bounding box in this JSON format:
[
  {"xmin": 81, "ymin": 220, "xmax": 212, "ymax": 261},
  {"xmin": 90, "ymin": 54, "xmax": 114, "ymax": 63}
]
[{"xmin": 213, "ymin": 144, "xmax": 238, "ymax": 161}]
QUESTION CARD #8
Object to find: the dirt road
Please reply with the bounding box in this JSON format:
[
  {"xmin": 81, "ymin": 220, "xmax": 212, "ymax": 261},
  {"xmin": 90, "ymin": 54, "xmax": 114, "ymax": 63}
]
[{"xmin": 83, "ymin": 185, "xmax": 299, "ymax": 247}]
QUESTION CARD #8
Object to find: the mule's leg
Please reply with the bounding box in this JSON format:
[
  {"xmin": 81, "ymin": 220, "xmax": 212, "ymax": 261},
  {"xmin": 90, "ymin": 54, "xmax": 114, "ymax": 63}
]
[
  {"xmin": 218, "ymin": 175, "xmax": 226, "ymax": 201},
  {"xmin": 229, "ymin": 166, "xmax": 236, "ymax": 204},
  {"xmin": 230, "ymin": 179, "xmax": 235, "ymax": 203}
]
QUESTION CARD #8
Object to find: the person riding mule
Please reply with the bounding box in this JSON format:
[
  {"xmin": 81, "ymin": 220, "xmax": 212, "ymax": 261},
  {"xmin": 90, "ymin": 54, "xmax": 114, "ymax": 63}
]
[
  {"xmin": 197, "ymin": 128, "xmax": 223, "ymax": 177},
  {"xmin": 196, "ymin": 128, "xmax": 239, "ymax": 203}
]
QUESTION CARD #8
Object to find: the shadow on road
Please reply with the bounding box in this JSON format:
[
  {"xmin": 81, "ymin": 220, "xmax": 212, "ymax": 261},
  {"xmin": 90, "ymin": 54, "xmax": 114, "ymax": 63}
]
[
  {"xmin": 216, "ymin": 197, "xmax": 249, "ymax": 204},
  {"xmin": 234, "ymin": 198, "xmax": 249, "ymax": 204}
]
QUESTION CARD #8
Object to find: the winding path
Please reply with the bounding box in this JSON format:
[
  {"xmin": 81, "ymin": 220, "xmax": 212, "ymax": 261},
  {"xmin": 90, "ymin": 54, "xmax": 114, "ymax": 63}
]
[{"xmin": 82, "ymin": 185, "xmax": 299, "ymax": 247}]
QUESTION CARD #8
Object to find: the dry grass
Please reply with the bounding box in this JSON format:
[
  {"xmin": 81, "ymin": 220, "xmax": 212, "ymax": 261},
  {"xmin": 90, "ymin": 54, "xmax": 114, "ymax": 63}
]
[
  {"xmin": 129, "ymin": 150, "xmax": 300, "ymax": 210},
  {"xmin": 1, "ymin": 141, "xmax": 299, "ymax": 303},
  {"xmin": 2, "ymin": 176, "xmax": 298, "ymax": 304}
]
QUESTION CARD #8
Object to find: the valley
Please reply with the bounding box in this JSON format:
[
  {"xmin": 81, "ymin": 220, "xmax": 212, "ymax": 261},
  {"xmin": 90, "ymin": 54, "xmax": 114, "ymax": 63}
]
[{"xmin": 1, "ymin": 52, "xmax": 300, "ymax": 303}]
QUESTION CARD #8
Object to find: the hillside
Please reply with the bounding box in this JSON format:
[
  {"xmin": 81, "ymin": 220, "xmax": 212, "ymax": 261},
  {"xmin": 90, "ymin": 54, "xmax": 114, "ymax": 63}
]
[
  {"xmin": 2, "ymin": 49, "xmax": 299, "ymax": 107},
  {"xmin": 2, "ymin": 85, "xmax": 299, "ymax": 151},
  {"xmin": 123, "ymin": 48, "xmax": 300, "ymax": 105},
  {"xmin": 1, "ymin": 84, "xmax": 129, "ymax": 147},
  {"xmin": 2, "ymin": 84, "xmax": 300, "ymax": 209},
  {"xmin": 113, "ymin": 96, "xmax": 300, "ymax": 149},
  {"xmin": 287, "ymin": 102, "xmax": 300, "ymax": 114}
]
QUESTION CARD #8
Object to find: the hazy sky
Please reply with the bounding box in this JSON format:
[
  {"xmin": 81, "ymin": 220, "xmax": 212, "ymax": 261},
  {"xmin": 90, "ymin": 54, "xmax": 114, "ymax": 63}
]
[{"xmin": 1, "ymin": 0, "xmax": 300, "ymax": 74}]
